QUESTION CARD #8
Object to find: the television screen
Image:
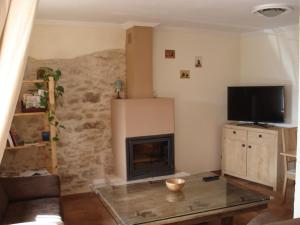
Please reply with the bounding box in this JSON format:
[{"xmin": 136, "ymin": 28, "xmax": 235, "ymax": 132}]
[{"xmin": 227, "ymin": 86, "xmax": 285, "ymax": 123}]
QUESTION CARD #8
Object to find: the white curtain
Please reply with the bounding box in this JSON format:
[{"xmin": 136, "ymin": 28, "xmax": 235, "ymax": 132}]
[
  {"xmin": 0, "ymin": 0, "xmax": 38, "ymax": 162},
  {"xmin": 294, "ymin": 22, "xmax": 300, "ymax": 218},
  {"xmin": 0, "ymin": 0, "xmax": 11, "ymax": 39}
]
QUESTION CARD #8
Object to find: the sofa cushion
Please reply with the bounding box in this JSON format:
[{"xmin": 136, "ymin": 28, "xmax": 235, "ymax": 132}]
[
  {"xmin": 0, "ymin": 184, "xmax": 8, "ymax": 222},
  {"xmin": 2, "ymin": 197, "xmax": 61, "ymax": 225},
  {"xmin": 247, "ymin": 212, "xmax": 279, "ymax": 225},
  {"xmin": 0, "ymin": 175, "xmax": 60, "ymax": 202}
]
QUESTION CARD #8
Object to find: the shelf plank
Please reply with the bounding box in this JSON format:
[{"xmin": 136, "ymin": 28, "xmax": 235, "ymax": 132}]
[
  {"xmin": 6, "ymin": 141, "xmax": 50, "ymax": 150},
  {"xmin": 14, "ymin": 112, "xmax": 46, "ymax": 117},
  {"xmin": 22, "ymin": 80, "xmax": 48, "ymax": 83}
]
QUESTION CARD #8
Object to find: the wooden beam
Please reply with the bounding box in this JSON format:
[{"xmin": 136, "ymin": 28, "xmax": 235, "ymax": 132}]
[{"xmin": 48, "ymin": 77, "xmax": 58, "ymax": 174}]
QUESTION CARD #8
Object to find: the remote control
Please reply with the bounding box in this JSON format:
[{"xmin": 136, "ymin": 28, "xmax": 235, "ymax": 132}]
[{"xmin": 202, "ymin": 175, "xmax": 220, "ymax": 182}]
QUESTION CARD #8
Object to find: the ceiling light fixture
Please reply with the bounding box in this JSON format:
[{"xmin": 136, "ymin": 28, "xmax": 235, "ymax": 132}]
[{"xmin": 252, "ymin": 4, "xmax": 293, "ymax": 17}]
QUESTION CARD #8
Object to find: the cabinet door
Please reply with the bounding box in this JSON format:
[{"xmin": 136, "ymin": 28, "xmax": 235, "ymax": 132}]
[
  {"xmin": 223, "ymin": 137, "xmax": 247, "ymax": 177},
  {"xmin": 246, "ymin": 132, "xmax": 276, "ymax": 185}
]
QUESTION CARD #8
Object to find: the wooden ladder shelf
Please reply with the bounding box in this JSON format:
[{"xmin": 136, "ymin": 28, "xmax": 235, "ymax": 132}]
[{"xmin": 7, "ymin": 78, "xmax": 58, "ymax": 174}]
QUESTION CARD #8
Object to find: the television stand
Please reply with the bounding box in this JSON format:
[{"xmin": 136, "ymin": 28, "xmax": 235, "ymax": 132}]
[
  {"xmin": 253, "ymin": 122, "xmax": 270, "ymax": 128},
  {"xmin": 222, "ymin": 123, "xmax": 282, "ymax": 191},
  {"xmin": 236, "ymin": 122, "xmax": 271, "ymax": 129}
]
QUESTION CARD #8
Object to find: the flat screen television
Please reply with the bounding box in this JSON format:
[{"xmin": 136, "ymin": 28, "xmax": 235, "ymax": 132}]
[{"xmin": 227, "ymin": 86, "xmax": 285, "ymax": 123}]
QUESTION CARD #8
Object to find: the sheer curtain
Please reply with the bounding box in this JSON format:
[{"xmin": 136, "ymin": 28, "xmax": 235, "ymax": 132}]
[
  {"xmin": 0, "ymin": 0, "xmax": 38, "ymax": 162},
  {"xmin": 0, "ymin": 0, "xmax": 11, "ymax": 38},
  {"xmin": 294, "ymin": 22, "xmax": 300, "ymax": 218}
]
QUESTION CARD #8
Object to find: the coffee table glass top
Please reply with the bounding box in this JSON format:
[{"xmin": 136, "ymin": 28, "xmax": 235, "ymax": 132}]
[{"xmin": 93, "ymin": 173, "xmax": 270, "ymax": 225}]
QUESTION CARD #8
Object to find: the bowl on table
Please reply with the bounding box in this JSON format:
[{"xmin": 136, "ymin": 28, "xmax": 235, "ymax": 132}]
[{"xmin": 165, "ymin": 178, "xmax": 185, "ymax": 192}]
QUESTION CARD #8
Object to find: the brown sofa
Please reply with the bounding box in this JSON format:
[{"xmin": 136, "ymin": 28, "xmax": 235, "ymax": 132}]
[
  {"xmin": 0, "ymin": 175, "xmax": 62, "ymax": 225},
  {"xmin": 267, "ymin": 219, "xmax": 300, "ymax": 225},
  {"xmin": 248, "ymin": 213, "xmax": 300, "ymax": 225}
]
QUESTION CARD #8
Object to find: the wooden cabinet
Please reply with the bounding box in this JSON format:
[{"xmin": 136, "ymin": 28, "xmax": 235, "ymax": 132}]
[
  {"xmin": 223, "ymin": 136, "xmax": 246, "ymax": 177},
  {"xmin": 222, "ymin": 124, "xmax": 280, "ymax": 190}
]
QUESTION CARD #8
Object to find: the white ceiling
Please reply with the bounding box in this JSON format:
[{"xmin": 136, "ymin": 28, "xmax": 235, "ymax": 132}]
[{"xmin": 37, "ymin": 0, "xmax": 299, "ymax": 33}]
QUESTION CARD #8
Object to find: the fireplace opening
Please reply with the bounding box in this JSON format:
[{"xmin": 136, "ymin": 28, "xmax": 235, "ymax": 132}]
[{"xmin": 126, "ymin": 134, "xmax": 174, "ymax": 180}]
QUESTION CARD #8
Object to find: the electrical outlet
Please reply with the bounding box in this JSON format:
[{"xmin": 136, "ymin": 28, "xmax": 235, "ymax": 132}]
[{"xmin": 180, "ymin": 70, "xmax": 190, "ymax": 79}]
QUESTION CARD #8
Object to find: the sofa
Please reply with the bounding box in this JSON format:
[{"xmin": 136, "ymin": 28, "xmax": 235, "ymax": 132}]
[
  {"xmin": 0, "ymin": 175, "xmax": 62, "ymax": 225},
  {"xmin": 248, "ymin": 213, "xmax": 300, "ymax": 225},
  {"xmin": 267, "ymin": 220, "xmax": 300, "ymax": 225}
]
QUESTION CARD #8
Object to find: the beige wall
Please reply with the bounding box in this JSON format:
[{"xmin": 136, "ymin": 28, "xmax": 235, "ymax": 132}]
[
  {"xmin": 25, "ymin": 22, "xmax": 298, "ymax": 185},
  {"xmin": 28, "ymin": 23, "xmax": 241, "ymax": 176},
  {"xmin": 240, "ymin": 25, "xmax": 299, "ymax": 125},
  {"xmin": 28, "ymin": 22, "xmax": 125, "ymax": 59},
  {"xmin": 153, "ymin": 28, "xmax": 241, "ymax": 173}
]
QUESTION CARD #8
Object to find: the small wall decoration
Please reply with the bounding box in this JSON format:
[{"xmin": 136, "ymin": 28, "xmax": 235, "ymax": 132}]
[
  {"xmin": 165, "ymin": 49, "xmax": 175, "ymax": 59},
  {"xmin": 180, "ymin": 70, "xmax": 190, "ymax": 79},
  {"xmin": 195, "ymin": 56, "xmax": 202, "ymax": 68}
]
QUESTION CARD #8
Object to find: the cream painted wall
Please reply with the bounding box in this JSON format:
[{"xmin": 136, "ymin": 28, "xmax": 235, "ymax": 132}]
[
  {"xmin": 240, "ymin": 25, "xmax": 299, "ymax": 125},
  {"xmin": 27, "ymin": 22, "xmax": 298, "ymax": 178},
  {"xmin": 28, "ymin": 23, "xmax": 241, "ymax": 174},
  {"xmin": 153, "ymin": 28, "xmax": 240, "ymax": 173},
  {"xmin": 28, "ymin": 22, "xmax": 125, "ymax": 59}
]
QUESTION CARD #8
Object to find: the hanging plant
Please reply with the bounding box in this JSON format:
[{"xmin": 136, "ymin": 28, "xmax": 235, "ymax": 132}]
[
  {"xmin": 35, "ymin": 67, "xmax": 65, "ymax": 142},
  {"xmin": 48, "ymin": 109, "xmax": 65, "ymax": 142},
  {"xmin": 36, "ymin": 67, "xmax": 64, "ymax": 97}
]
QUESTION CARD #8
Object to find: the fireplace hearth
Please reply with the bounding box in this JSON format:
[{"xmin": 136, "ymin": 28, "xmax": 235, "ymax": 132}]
[{"xmin": 126, "ymin": 134, "xmax": 174, "ymax": 180}]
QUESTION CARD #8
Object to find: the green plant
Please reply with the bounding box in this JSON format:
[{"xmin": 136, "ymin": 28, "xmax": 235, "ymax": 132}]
[
  {"xmin": 48, "ymin": 110, "xmax": 65, "ymax": 142},
  {"xmin": 35, "ymin": 67, "xmax": 65, "ymax": 142},
  {"xmin": 36, "ymin": 67, "xmax": 64, "ymax": 98}
]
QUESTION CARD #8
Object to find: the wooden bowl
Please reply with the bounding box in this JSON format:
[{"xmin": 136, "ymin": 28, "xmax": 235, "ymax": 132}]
[{"xmin": 165, "ymin": 178, "xmax": 185, "ymax": 192}]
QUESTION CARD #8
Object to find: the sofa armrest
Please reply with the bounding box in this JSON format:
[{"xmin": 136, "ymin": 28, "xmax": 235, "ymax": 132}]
[
  {"xmin": 0, "ymin": 175, "xmax": 60, "ymax": 202},
  {"xmin": 266, "ymin": 219, "xmax": 300, "ymax": 225}
]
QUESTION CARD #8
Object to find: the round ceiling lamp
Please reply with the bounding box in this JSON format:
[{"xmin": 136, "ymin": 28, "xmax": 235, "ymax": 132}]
[{"xmin": 252, "ymin": 4, "xmax": 293, "ymax": 17}]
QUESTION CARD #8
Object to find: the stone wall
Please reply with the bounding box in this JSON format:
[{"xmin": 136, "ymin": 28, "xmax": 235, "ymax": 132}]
[{"xmin": 0, "ymin": 50, "xmax": 126, "ymax": 194}]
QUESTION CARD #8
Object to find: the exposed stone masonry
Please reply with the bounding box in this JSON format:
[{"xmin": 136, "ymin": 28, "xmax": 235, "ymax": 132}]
[{"xmin": 0, "ymin": 50, "xmax": 126, "ymax": 194}]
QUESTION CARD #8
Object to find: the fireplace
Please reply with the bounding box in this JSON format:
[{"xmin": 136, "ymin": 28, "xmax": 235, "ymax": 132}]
[
  {"xmin": 126, "ymin": 134, "xmax": 174, "ymax": 180},
  {"xmin": 111, "ymin": 27, "xmax": 175, "ymax": 181}
]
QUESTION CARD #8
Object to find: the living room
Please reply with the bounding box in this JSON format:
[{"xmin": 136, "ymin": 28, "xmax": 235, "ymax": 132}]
[{"xmin": 0, "ymin": 0, "xmax": 299, "ymax": 225}]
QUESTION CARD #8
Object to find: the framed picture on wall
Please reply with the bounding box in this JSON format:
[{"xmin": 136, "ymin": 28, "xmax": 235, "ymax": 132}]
[
  {"xmin": 195, "ymin": 56, "xmax": 202, "ymax": 68},
  {"xmin": 165, "ymin": 50, "xmax": 175, "ymax": 59}
]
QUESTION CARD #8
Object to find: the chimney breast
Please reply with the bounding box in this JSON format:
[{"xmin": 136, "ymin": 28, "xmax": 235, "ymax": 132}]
[{"xmin": 126, "ymin": 26, "xmax": 153, "ymax": 98}]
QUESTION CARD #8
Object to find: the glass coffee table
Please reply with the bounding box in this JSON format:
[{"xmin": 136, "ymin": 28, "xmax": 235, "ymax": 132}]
[{"xmin": 92, "ymin": 173, "xmax": 270, "ymax": 225}]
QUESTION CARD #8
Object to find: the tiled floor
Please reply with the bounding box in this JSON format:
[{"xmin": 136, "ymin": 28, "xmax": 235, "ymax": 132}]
[{"xmin": 62, "ymin": 176, "xmax": 294, "ymax": 225}]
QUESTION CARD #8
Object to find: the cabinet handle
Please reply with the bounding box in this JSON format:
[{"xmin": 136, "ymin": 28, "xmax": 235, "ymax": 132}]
[
  {"xmin": 242, "ymin": 144, "xmax": 246, "ymax": 147},
  {"xmin": 248, "ymin": 145, "xmax": 252, "ymax": 149},
  {"xmin": 258, "ymin": 134, "xmax": 262, "ymax": 138},
  {"xmin": 233, "ymin": 131, "xmax": 236, "ymax": 134}
]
